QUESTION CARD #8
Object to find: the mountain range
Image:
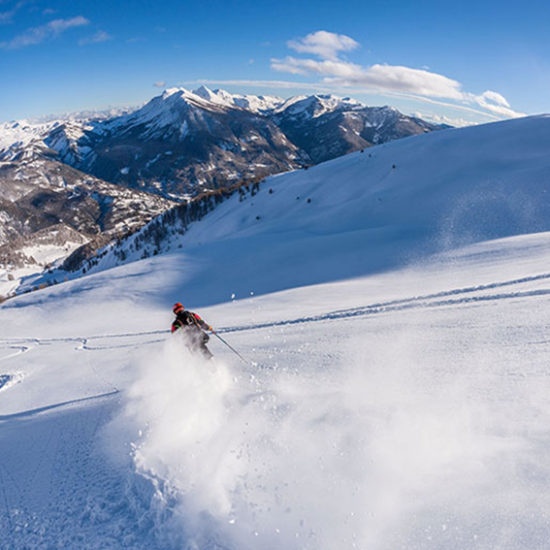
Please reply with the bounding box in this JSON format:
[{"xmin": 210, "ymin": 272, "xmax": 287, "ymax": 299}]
[{"xmin": 0, "ymin": 87, "xmax": 443, "ymax": 291}]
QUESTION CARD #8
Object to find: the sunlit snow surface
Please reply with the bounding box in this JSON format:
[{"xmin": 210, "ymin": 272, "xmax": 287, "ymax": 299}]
[{"xmin": 2, "ymin": 231, "xmax": 550, "ymax": 549}]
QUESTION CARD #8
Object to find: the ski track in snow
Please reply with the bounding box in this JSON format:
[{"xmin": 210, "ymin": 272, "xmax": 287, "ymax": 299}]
[
  {"xmin": 2, "ymin": 270, "xmax": 548, "ymax": 355},
  {"xmin": 0, "ymin": 391, "xmax": 119, "ymax": 422},
  {"xmin": 0, "ymin": 345, "xmax": 31, "ymax": 362}
]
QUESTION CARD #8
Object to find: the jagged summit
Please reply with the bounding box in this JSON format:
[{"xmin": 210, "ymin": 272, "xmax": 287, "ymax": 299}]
[
  {"xmin": 192, "ymin": 85, "xmax": 284, "ymax": 113},
  {"xmin": 192, "ymin": 85, "xmax": 230, "ymax": 105},
  {"xmin": 274, "ymin": 93, "xmax": 364, "ymax": 118}
]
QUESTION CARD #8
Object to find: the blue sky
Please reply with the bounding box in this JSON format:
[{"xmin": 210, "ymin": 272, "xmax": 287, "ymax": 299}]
[{"xmin": 1, "ymin": 0, "xmax": 550, "ymax": 125}]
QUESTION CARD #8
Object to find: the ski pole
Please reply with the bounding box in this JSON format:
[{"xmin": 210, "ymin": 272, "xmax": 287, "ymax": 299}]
[{"xmin": 211, "ymin": 329, "xmax": 255, "ymax": 366}]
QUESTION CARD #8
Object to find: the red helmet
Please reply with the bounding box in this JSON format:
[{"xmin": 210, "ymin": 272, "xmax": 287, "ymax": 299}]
[{"xmin": 173, "ymin": 302, "xmax": 184, "ymax": 314}]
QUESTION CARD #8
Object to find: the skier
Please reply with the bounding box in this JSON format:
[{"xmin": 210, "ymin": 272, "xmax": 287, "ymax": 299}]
[{"xmin": 171, "ymin": 302, "xmax": 213, "ymax": 359}]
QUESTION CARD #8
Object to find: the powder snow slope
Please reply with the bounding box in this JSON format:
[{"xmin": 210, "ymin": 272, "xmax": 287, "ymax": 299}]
[{"xmin": 2, "ymin": 116, "xmax": 550, "ymax": 549}]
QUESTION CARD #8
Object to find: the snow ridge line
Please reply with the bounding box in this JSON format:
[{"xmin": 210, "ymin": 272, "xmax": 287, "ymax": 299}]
[{"xmin": 0, "ymin": 391, "xmax": 119, "ymax": 422}]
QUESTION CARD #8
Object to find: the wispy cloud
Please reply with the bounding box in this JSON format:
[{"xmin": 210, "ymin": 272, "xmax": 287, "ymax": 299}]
[
  {"xmin": 0, "ymin": 15, "xmax": 89, "ymax": 48},
  {"xmin": 413, "ymin": 111, "xmax": 478, "ymax": 128},
  {"xmin": 154, "ymin": 81, "xmax": 166, "ymax": 88},
  {"xmin": 272, "ymin": 31, "xmax": 524, "ymax": 120},
  {"xmin": 0, "ymin": 1, "xmax": 25, "ymax": 24},
  {"xmin": 78, "ymin": 30, "xmax": 112, "ymax": 46},
  {"xmin": 195, "ymin": 78, "xmax": 514, "ymax": 122},
  {"xmin": 468, "ymin": 90, "xmax": 519, "ymax": 118}
]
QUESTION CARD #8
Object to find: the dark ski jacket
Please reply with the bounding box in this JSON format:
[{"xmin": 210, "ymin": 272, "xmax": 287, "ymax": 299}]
[{"xmin": 171, "ymin": 310, "xmax": 211, "ymax": 334}]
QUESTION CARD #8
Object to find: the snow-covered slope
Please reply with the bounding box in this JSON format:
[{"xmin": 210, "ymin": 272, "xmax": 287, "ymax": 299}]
[
  {"xmin": 0, "ymin": 120, "xmax": 62, "ymax": 163},
  {"xmin": 3, "ymin": 115, "xmax": 550, "ymax": 549},
  {"xmin": 3, "ymin": 228, "xmax": 550, "ymax": 549},
  {"xmin": 39, "ymin": 114, "xmax": 550, "ymax": 305}
]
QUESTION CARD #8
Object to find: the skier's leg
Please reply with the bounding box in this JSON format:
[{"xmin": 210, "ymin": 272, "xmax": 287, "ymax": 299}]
[
  {"xmin": 200, "ymin": 332, "xmax": 213, "ymax": 359},
  {"xmin": 201, "ymin": 345, "xmax": 213, "ymax": 360}
]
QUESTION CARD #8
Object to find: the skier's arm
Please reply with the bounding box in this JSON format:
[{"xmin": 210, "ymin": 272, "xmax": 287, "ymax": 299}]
[
  {"xmin": 193, "ymin": 313, "xmax": 212, "ymax": 331},
  {"xmin": 171, "ymin": 319, "xmax": 182, "ymax": 333}
]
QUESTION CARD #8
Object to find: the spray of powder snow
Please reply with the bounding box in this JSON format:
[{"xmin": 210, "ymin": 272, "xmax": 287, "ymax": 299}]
[{"xmin": 110, "ymin": 316, "xmax": 550, "ymax": 550}]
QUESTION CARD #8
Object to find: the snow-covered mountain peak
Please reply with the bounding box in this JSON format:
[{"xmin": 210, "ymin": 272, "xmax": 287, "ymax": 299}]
[
  {"xmin": 163, "ymin": 87, "xmax": 183, "ymax": 97},
  {"xmin": 0, "ymin": 119, "xmax": 55, "ymax": 153},
  {"xmin": 231, "ymin": 92, "xmax": 284, "ymax": 114},
  {"xmin": 191, "ymin": 86, "xmax": 284, "ymax": 113},
  {"xmin": 311, "ymin": 93, "xmax": 364, "ymax": 114},
  {"xmin": 274, "ymin": 93, "xmax": 364, "ymax": 118},
  {"xmin": 161, "ymin": 87, "xmax": 194, "ymax": 100},
  {"xmin": 158, "ymin": 87, "xmax": 198, "ymax": 105},
  {"xmin": 192, "ymin": 85, "xmax": 230, "ymax": 105},
  {"xmin": 104, "ymin": 87, "xmax": 225, "ymax": 135}
]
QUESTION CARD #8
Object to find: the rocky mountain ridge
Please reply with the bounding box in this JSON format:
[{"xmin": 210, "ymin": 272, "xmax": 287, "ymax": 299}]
[
  {"xmin": 1, "ymin": 87, "xmax": 443, "ymax": 199},
  {"xmin": 0, "ymin": 87, "xmax": 444, "ymax": 294}
]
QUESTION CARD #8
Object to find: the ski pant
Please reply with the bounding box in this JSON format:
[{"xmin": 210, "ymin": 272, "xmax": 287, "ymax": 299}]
[{"xmin": 179, "ymin": 327, "xmax": 212, "ymax": 359}]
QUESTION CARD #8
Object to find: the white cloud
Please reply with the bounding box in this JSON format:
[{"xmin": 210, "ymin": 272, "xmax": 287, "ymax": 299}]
[
  {"xmin": 154, "ymin": 81, "xmax": 166, "ymax": 88},
  {"xmin": 287, "ymin": 30, "xmax": 359, "ymax": 61},
  {"xmin": 272, "ymin": 56, "xmax": 464, "ymax": 99},
  {"xmin": 479, "ymin": 90, "xmax": 510, "ymax": 107},
  {"xmin": 272, "ymin": 30, "xmax": 524, "ymax": 120},
  {"xmin": 78, "ymin": 30, "xmax": 112, "ymax": 46},
  {"xmin": 468, "ymin": 90, "xmax": 522, "ymax": 118},
  {"xmin": 330, "ymin": 64, "xmax": 464, "ymax": 100},
  {"xmin": 414, "ymin": 111, "xmax": 478, "ymax": 128},
  {"xmin": 0, "ymin": 15, "xmax": 89, "ymax": 48},
  {"xmin": 0, "ymin": 0, "xmax": 31, "ymax": 24}
]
